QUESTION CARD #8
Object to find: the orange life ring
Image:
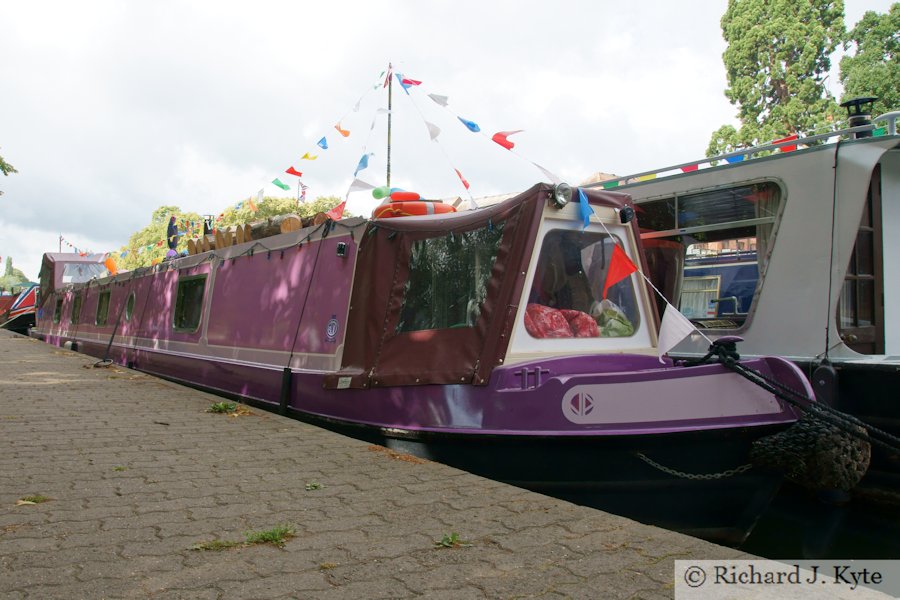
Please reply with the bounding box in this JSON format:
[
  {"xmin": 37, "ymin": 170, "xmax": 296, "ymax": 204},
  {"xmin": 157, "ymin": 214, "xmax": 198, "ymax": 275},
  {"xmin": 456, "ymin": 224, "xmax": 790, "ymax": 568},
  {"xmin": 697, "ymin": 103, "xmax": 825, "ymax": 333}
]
[{"xmin": 372, "ymin": 201, "xmax": 457, "ymax": 219}]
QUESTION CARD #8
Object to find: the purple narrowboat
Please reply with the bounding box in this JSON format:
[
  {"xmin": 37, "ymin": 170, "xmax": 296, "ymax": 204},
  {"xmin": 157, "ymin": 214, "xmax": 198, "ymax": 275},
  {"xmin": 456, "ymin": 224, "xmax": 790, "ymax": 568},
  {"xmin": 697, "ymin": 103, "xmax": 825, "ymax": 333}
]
[{"xmin": 32, "ymin": 183, "xmax": 817, "ymax": 544}]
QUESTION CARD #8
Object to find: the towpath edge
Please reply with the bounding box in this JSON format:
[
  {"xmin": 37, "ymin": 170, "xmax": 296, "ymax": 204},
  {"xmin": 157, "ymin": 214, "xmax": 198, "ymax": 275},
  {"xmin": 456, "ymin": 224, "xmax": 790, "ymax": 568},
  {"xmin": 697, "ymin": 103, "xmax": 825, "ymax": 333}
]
[{"xmin": 0, "ymin": 331, "xmax": 748, "ymax": 599}]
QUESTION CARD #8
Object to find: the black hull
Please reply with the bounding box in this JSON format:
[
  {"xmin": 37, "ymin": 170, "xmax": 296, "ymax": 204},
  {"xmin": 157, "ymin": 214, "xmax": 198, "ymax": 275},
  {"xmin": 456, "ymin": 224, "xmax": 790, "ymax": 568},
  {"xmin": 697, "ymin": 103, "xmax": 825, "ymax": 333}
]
[{"xmin": 0, "ymin": 313, "xmax": 34, "ymax": 335}]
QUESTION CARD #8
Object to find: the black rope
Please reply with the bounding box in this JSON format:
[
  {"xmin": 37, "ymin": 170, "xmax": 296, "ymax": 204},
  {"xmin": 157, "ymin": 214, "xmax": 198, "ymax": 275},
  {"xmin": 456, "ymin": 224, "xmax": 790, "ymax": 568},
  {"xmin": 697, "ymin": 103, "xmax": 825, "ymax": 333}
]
[{"xmin": 692, "ymin": 340, "xmax": 900, "ymax": 456}]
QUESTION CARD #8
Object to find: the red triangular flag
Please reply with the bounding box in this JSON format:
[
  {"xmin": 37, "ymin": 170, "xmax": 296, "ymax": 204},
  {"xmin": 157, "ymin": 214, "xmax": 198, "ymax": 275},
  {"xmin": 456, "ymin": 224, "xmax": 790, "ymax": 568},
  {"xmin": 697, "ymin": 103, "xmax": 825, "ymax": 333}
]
[
  {"xmin": 401, "ymin": 78, "xmax": 421, "ymax": 86},
  {"xmin": 325, "ymin": 201, "xmax": 346, "ymax": 221},
  {"xmin": 602, "ymin": 245, "xmax": 638, "ymax": 299},
  {"xmin": 285, "ymin": 166, "xmax": 303, "ymax": 177},
  {"xmin": 454, "ymin": 168, "xmax": 470, "ymax": 190},
  {"xmin": 491, "ymin": 130, "xmax": 523, "ymax": 150}
]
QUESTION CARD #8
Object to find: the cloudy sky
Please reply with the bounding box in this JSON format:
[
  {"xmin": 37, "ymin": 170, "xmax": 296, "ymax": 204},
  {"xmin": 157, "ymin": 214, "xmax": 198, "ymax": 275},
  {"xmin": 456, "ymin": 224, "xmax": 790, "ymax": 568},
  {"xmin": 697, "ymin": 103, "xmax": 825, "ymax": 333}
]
[{"xmin": 0, "ymin": 0, "xmax": 892, "ymax": 280}]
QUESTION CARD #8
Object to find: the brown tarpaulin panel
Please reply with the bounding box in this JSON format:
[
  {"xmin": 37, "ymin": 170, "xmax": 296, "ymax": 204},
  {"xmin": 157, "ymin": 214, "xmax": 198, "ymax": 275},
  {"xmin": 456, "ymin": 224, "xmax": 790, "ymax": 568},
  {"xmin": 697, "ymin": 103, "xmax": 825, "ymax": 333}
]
[{"xmin": 325, "ymin": 183, "xmax": 636, "ymax": 389}]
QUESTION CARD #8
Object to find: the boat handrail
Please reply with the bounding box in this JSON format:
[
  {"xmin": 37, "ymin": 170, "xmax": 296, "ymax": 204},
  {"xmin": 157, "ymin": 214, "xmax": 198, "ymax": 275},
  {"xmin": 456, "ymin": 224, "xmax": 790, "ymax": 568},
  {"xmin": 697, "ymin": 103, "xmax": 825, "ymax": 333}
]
[{"xmin": 584, "ymin": 110, "xmax": 900, "ymax": 190}]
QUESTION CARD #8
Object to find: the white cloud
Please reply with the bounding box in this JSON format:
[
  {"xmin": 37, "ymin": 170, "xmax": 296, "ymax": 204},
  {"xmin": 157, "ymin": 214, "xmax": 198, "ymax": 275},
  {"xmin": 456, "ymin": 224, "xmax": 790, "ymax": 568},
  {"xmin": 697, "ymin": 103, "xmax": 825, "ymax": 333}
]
[{"xmin": 0, "ymin": 0, "xmax": 893, "ymax": 278}]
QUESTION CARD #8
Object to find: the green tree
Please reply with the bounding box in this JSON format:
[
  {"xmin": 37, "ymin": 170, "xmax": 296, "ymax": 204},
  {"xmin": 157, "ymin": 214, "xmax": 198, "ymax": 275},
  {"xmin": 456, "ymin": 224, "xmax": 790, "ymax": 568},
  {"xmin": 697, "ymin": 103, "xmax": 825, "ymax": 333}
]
[
  {"xmin": 0, "ymin": 148, "xmax": 17, "ymax": 197},
  {"xmin": 116, "ymin": 196, "xmax": 347, "ymax": 271},
  {"xmin": 217, "ymin": 195, "xmax": 347, "ymax": 227},
  {"xmin": 116, "ymin": 206, "xmax": 205, "ymax": 271},
  {"xmin": 839, "ymin": 4, "xmax": 899, "ymax": 117},
  {"xmin": 0, "ymin": 257, "xmax": 29, "ymax": 292},
  {"xmin": 707, "ymin": 0, "xmax": 845, "ymax": 156}
]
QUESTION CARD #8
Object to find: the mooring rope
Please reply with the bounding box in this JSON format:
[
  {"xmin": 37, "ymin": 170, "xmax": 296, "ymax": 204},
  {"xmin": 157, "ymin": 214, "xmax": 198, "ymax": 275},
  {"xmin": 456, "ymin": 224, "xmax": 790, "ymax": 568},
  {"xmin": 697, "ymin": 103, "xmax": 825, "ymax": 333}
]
[{"xmin": 689, "ymin": 340, "xmax": 900, "ymax": 456}]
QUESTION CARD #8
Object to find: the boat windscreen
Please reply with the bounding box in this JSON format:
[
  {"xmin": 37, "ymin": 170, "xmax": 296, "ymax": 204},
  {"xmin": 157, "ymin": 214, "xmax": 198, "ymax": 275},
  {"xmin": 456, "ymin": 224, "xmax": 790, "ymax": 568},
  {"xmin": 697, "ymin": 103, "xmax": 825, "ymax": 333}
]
[{"xmin": 62, "ymin": 262, "xmax": 109, "ymax": 284}]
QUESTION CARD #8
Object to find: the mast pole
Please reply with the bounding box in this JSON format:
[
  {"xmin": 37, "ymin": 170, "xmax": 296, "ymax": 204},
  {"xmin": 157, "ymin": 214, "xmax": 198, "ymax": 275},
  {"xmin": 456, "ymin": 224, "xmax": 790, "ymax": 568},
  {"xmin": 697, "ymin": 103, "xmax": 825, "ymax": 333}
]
[{"xmin": 386, "ymin": 62, "xmax": 392, "ymax": 188}]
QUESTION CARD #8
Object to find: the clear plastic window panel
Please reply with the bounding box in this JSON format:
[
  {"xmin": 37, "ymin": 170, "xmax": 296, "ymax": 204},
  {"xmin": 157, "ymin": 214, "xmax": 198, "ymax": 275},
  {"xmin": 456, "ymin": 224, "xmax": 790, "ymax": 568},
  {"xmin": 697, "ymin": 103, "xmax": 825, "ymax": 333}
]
[{"xmin": 525, "ymin": 230, "xmax": 640, "ymax": 339}]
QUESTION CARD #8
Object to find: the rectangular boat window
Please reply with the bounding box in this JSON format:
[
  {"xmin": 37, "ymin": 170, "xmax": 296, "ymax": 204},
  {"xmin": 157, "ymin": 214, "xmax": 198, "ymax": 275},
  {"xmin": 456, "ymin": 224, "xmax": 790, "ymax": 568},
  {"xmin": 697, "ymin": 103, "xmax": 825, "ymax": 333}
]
[
  {"xmin": 53, "ymin": 298, "xmax": 62, "ymax": 324},
  {"xmin": 173, "ymin": 275, "xmax": 206, "ymax": 332},
  {"xmin": 95, "ymin": 290, "xmax": 111, "ymax": 326},
  {"xmin": 70, "ymin": 293, "xmax": 83, "ymax": 325},
  {"xmin": 525, "ymin": 230, "xmax": 640, "ymax": 339},
  {"xmin": 640, "ymin": 181, "xmax": 781, "ymax": 330},
  {"xmin": 397, "ymin": 224, "xmax": 504, "ymax": 333}
]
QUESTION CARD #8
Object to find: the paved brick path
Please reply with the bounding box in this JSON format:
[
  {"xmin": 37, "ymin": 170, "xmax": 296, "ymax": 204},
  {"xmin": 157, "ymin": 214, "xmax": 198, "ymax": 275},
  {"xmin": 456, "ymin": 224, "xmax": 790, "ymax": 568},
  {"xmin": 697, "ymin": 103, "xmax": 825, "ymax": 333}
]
[{"xmin": 0, "ymin": 331, "xmax": 745, "ymax": 599}]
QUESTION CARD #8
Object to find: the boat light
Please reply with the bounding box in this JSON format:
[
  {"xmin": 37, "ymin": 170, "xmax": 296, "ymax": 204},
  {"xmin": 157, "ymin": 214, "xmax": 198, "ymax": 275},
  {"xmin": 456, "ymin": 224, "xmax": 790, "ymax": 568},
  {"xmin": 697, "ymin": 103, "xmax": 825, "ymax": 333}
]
[
  {"xmin": 619, "ymin": 206, "xmax": 635, "ymax": 224},
  {"xmin": 550, "ymin": 183, "xmax": 572, "ymax": 208}
]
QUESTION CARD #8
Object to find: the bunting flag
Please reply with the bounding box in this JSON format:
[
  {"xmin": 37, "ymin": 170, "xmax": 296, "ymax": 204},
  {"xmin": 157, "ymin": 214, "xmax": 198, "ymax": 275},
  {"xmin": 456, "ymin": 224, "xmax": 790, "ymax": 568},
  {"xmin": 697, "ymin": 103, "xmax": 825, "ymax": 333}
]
[
  {"xmin": 774, "ymin": 134, "xmax": 798, "ymax": 152},
  {"xmin": 353, "ymin": 98, "xmax": 361, "ymax": 112},
  {"xmin": 491, "ymin": 130, "xmax": 523, "ymax": 150},
  {"xmin": 335, "ymin": 122, "xmax": 350, "ymax": 137},
  {"xmin": 248, "ymin": 197, "xmax": 258, "ymax": 212},
  {"xmin": 680, "ymin": 164, "xmax": 699, "ymax": 173},
  {"xmin": 301, "ymin": 153, "xmax": 317, "ymax": 160},
  {"xmin": 272, "ymin": 178, "xmax": 291, "ymax": 191},
  {"xmin": 602, "ymin": 244, "xmax": 638, "ymax": 299},
  {"xmin": 457, "ymin": 117, "xmax": 480, "ymax": 132},
  {"xmin": 257, "ymin": 189, "xmax": 264, "ymax": 205},
  {"xmin": 285, "ymin": 166, "xmax": 303, "ymax": 177},
  {"xmin": 428, "ymin": 93, "xmax": 449, "ymax": 106},
  {"xmin": 401, "ymin": 77, "xmax": 421, "ymax": 87},
  {"xmin": 354, "ymin": 153, "xmax": 373, "ymax": 176},
  {"xmin": 577, "ymin": 188, "xmax": 594, "ymax": 230},
  {"xmin": 454, "ymin": 168, "xmax": 470, "ymax": 190},
  {"xmin": 347, "ymin": 178, "xmax": 375, "ymax": 193},
  {"xmin": 657, "ymin": 304, "xmax": 696, "ymax": 363},
  {"xmin": 533, "ymin": 161, "xmax": 563, "ymax": 185},
  {"xmin": 317, "ymin": 137, "xmax": 328, "ymax": 150},
  {"xmin": 425, "ymin": 121, "xmax": 441, "ymax": 141},
  {"xmin": 383, "ymin": 68, "xmax": 392, "ymax": 88},
  {"xmin": 396, "ymin": 73, "xmax": 413, "ymax": 94},
  {"xmin": 326, "ymin": 200, "xmax": 346, "ymax": 220}
]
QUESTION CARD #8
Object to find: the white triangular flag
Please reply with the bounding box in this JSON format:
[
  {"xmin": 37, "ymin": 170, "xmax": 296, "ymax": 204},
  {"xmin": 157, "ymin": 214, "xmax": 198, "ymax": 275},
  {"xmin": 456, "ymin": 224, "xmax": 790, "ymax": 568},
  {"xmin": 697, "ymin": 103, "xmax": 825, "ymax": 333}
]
[
  {"xmin": 347, "ymin": 178, "xmax": 376, "ymax": 193},
  {"xmin": 428, "ymin": 93, "xmax": 449, "ymax": 106},
  {"xmin": 658, "ymin": 305, "xmax": 696, "ymax": 363},
  {"xmin": 256, "ymin": 188, "xmax": 264, "ymax": 205},
  {"xmin": 531, "ymin": 161, "xmax": 563, "ymax": 185},
  {"xmin": 425, "ymin": 121, "xmax": 441, "ymax": 141}
]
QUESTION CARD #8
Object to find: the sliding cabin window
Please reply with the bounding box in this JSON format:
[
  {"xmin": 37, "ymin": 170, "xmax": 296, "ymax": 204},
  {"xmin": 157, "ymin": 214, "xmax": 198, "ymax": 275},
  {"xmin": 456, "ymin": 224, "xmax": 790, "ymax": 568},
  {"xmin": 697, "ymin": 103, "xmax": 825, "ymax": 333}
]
[
  {"xmin": 53, "ymin": 298, "xmax": 62, "ymax": 324},
  {"xmin": 525, "ymin": 230, "xmax": 640, "ymax": 338},
  {"xmin": 173, "ymin": 275, "xmax": 207, "ymax": 332},
  {"xmin": 639, "ymin": 181, "xmax": 782, "ymax": 330},
  {"xmin": 70, "ymin": 293, "xmax": 83, "ymax": 325},
  {"xmin": 125, "ymin": 292, "xmax": 135, "ymax": 321},
  {"xmin": 397, "ymin": 224, "xmax": 505, "ymax": 333},
  {"xmin": 95, "ymin": 290, "xmax": 111, "ymax": 326}
]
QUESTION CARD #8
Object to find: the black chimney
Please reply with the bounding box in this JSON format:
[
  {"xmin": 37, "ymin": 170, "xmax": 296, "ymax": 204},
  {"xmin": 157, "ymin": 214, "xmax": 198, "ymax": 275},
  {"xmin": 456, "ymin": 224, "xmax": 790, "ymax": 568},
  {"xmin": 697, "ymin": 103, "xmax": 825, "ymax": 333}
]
[{"xmin": 840, "ymin": 96, "xmax": 878, "ymax": 139}]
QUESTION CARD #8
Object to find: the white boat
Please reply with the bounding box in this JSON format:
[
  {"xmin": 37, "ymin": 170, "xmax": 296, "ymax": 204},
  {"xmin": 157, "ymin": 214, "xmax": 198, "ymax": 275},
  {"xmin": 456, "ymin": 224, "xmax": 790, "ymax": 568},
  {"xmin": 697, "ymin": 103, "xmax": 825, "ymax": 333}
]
[{"xmin": 588, "ymin": 102, "xmax": 899, "ymax": 504}]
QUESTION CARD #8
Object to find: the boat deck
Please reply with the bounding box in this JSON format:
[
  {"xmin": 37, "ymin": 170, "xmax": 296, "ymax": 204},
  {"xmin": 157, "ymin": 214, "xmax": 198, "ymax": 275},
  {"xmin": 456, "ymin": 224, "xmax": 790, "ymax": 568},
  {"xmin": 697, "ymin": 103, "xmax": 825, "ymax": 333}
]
[{"xmin": 0, "ymin": 330, "xmax": 747, "ymax": 599}]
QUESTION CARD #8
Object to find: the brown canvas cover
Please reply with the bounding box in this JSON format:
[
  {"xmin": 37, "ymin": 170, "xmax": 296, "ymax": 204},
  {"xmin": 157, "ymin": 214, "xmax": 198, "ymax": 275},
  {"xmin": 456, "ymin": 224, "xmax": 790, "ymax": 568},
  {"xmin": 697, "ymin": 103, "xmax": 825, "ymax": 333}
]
[{"xmin": 326, "ymin": 183, "xmax": 635, "ymax": 389}]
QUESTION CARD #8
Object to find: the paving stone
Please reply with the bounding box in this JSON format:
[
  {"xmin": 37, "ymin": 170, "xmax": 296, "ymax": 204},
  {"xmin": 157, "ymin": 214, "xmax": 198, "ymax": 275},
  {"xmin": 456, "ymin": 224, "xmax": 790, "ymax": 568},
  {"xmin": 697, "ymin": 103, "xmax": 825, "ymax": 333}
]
[{"xmin": 0, "ymin": 330, "xmax": 746, "ymax": 598}]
